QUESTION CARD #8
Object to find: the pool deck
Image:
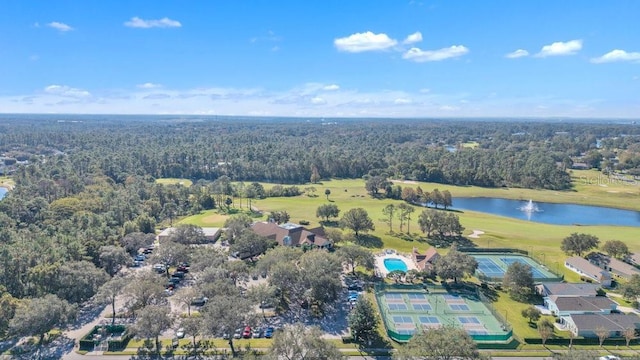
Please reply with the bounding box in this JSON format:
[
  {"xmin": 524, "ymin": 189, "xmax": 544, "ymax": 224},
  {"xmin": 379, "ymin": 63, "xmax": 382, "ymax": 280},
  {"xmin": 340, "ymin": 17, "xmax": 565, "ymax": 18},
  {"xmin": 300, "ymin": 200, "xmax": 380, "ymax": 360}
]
[{"xmin": 375, "ymin": 253, "xmax": 417, "ymax": 277}]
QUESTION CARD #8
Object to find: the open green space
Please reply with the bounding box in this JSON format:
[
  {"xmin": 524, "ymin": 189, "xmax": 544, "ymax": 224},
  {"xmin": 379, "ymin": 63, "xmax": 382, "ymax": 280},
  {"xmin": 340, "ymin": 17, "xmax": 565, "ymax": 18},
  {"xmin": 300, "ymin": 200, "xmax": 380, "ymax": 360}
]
[
  {"xmin": 462, "ymin": 141, "xmax": 480, "ymax": 149},
  {"xmin": 179, "ymin": 210, "xmax": 230, "ymax": 227},
  {"xmin": 155, "ymin": 178, "xmax": 193, "ymax": 187},
  {"xmin": 178, "ymin": 175, "xmax": 640, "ymax": 278},
  {"xmin": 0, "ymin": 175, "xmax": 14, "ymax": 189}
]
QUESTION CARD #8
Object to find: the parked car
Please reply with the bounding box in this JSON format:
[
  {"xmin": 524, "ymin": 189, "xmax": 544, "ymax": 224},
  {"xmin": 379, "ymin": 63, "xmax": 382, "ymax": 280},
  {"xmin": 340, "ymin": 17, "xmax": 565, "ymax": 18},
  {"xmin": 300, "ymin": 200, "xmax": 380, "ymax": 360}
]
[
  {"xmin": 259, "ymin": 301, "xmax": 273, "ymax": 309},
  {"xmin": 134, "ymin": 254, "xmax": 146, "ymax": 262},
  {"xmin": 176, "ymin": 328, "xmax": 185, "ymax": 339},
  {"xmin": 153, "ymin": 264, "xmax": 166, "ymax": 273},
  {"xmin": 233, "ymin": 328, "xmax": 243, "ymax": 339},
  {"xmin": 264, "ymin": 326, "xmax": 274, "ymax": 338},
  {"xmin": 252, "ymin": 327, "xmax": 262, "ymax": 338},
  {"xmin": 599, "ymin": 356, "xmax": 621, "ymax": 360},
  {"xmin": 191, "ymin": 297, "xmax": 208, "ymax": 307},
  {"xmin": 242, "ymin": 326, "xmax": 252, "ymax": 338},
  {"xmin": 171, "ymin": 271, "xmax": 186, "ymax": 278}
]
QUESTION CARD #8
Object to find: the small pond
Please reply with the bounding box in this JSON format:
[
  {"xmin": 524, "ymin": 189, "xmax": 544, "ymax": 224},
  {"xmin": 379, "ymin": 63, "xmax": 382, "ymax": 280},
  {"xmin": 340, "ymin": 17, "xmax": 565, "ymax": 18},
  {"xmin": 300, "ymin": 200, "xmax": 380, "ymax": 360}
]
[
  {"xmin": 0, "ymin": 187, "xmax": 6, "ymax": 200},
  {"xmin": 452, "ymin": 197, "xmax": 640, "ymax": 227}
]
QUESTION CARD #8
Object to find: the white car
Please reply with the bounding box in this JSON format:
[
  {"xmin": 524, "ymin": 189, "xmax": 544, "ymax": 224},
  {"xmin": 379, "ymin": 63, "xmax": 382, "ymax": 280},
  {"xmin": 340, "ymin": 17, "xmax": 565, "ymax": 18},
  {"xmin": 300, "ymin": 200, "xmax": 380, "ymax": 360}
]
[
  {"xmin": 599, "ymin": 356, "xmax": 620, "ymax": 360},
  {"xmin": 176, "ymin": 328, "xmax": 185, "ymax": 339}
]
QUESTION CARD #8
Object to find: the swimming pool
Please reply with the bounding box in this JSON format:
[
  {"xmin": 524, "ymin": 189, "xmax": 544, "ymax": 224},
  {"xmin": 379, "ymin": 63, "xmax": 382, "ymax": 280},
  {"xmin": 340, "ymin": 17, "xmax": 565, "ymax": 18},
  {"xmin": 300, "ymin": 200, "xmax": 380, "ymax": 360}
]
[{"xmin": 384, "ymin": 258, "xmax": 408, "ymax": 272}]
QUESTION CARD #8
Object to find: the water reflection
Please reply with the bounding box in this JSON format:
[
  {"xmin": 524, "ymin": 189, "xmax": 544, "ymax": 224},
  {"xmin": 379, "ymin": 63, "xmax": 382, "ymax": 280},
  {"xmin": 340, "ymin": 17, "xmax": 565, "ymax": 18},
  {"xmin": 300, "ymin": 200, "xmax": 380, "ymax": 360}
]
[{"xmin": 452, "ymin": 197, "xmax": 640, "ymax": 226}]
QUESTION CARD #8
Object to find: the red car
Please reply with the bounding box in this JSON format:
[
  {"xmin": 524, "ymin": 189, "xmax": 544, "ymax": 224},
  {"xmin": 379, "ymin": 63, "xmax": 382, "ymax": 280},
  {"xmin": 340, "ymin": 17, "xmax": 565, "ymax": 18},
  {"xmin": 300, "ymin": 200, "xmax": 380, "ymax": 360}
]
[{"xmin": 242, "ymin": 326, "xmax": 252, "ymax": 338}]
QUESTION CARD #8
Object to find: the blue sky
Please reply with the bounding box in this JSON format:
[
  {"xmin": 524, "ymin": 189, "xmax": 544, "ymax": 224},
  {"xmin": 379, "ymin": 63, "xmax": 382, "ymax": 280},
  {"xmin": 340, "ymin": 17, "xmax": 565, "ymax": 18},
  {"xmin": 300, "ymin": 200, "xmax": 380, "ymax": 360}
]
[{"xmin": 0, "ymin": 1, "xmax": 639, "ymax": 118}]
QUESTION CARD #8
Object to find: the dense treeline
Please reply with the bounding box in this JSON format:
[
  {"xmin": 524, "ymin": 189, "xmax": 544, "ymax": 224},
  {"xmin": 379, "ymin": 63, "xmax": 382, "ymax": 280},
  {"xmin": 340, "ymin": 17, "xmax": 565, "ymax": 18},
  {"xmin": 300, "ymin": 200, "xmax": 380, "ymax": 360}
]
[{"xmin": 2, "ymin": 116, "xmax": 638, "ymax": 190}]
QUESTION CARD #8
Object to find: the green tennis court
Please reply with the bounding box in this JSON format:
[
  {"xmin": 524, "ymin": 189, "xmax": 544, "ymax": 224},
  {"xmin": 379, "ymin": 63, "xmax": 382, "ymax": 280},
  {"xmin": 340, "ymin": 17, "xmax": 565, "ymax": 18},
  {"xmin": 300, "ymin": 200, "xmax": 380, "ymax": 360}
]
[{"xmin": 375, "ymin": 284, "xmax": 512, "ymax": 343}]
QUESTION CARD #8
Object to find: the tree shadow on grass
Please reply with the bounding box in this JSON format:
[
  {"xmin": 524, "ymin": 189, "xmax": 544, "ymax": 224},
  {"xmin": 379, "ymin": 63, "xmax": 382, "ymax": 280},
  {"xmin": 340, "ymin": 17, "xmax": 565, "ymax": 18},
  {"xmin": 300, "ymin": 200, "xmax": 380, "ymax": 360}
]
[
  {"xmin": 355, "ymin": 234, "xmax": 384, "ymax": 248},
  {"xmin": 320, "ymin": 220, "xmax": 340, "ymax": 227},
  {"xmin": 353, "ymin": 333, "xmax": 394, "ymax": 357},
  {"xmin": 425, "ymin": 235, "xmax": 476, "ymax": 249},
  {"xmin": 479, "ymin": 285, "xmax": 499, "ymax": 302}
]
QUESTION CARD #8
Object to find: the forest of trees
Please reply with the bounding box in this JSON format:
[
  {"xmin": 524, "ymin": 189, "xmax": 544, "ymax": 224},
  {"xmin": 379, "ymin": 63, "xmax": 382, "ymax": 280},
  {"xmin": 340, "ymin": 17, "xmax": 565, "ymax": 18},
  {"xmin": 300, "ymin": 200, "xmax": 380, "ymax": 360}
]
[
  {"xmin": 3, "ymin": 116, "xmax": 638, "ymax": 190},
  {"xmin": 0, "ymin": 115, "xmax": 639, "ymax": 339}
]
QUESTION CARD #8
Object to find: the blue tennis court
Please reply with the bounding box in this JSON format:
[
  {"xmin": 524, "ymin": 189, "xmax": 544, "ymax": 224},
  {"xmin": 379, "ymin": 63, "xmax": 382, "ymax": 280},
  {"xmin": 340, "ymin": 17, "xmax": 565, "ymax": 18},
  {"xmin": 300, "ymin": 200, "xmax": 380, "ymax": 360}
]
[
  {"xmin": 419, "ymin": 316, "xmax": 440, "ymax": 325},
  {"xmin": 476, "ymin": 258, "xmax": 504, "ymax": 277},
  {"xmin": 458, "ymin": 316, "xmax": 481, "ymax": 324},
  {"xmin": 471, "ymin": 253, "xmax": 560, "ymax": 281},
  {"xmin": 407, "ymin": 293, "xmax": 426, "ymax": 300},
  {"xmin": 412, "ymin": 303, "xmax": 432, "ymax": 311},
  {"xmin": 449, "ymin": 304, "xmax": 470, "ymax": 311},
  {"xmin": 388, "ymin": 303, "xmax": 408, "ymax": 311},
  {"xmin": 393, "ymin": 315, "xmax": 413, "ymax": 323}
]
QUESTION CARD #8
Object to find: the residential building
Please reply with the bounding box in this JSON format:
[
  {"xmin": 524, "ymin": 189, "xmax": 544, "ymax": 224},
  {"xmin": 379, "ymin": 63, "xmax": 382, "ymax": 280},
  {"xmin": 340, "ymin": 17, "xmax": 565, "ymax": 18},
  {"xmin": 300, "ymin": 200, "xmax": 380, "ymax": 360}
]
[
  {"xmin": 565, "ymin": 313, "xmax": 640, "ymax": 338},
  {"xmin": 412, "ymin": 247, "xmax": 440, "ymax": 272},
  {"xmin": 587, "ymin": 252, "xmax": 640, "ymax": 281},
  {"xmin": 250, "ymin": 222, "xmax": 332, "ymax": 249},
  {"xmin": 536, "ymin": 282, "xmax": 601, "ymax": 297},
  {"xmin": 545, "ymin": 295, "xmax": 617, "ymax": 317},
  {"xmin": 565, "ymin": 256, "xmax": 612, "ymax": 287}
]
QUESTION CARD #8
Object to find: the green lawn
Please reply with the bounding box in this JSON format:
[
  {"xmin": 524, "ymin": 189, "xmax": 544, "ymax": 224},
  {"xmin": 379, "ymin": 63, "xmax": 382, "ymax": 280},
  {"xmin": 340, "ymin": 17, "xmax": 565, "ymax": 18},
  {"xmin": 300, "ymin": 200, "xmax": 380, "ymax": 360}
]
[
  {"xmin": 0, "ymin": 175, "xmax": 14, "ymax": 189},
  {"xmin": 179, "ymin": 210, "xmax": 232, "ymax": 227},
  {"xmin": 177, "ymin": 176, "xmax": 640, "ymax": 274},
  {"xmin": 461, "ymin": 141, "xmax": 480, "ymax": 149},
  {"xmin": 155, "ymin": 178, "xmax": 193, "ymax": 187}
]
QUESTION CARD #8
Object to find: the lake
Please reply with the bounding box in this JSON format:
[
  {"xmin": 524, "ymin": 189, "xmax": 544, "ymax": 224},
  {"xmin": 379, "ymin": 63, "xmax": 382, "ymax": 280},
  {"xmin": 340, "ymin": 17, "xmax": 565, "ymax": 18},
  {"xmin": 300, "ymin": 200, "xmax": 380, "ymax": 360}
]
[
  {"xmin": 0, "ymin": 187, "xmax": 6, "ymax": 200},
  {"xmin": 452, "ymin": 197, "xmax": 640, "ymax": 227}
]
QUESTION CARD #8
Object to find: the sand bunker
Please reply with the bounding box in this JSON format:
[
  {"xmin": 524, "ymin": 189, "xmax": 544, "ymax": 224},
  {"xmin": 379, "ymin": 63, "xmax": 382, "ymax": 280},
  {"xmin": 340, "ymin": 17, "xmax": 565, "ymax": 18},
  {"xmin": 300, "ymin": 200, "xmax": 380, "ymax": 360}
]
[{"xmin": 468, "ymin": 230, "xmax": 485, "ymax": 239}]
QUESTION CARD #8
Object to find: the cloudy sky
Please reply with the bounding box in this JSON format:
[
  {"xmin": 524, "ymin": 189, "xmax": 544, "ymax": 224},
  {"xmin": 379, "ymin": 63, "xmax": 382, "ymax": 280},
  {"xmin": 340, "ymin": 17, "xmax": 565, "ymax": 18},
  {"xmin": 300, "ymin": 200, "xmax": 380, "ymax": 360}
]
[{"xmin": 0, "ymin": 1, "xmax": 639, "ymax": 118}]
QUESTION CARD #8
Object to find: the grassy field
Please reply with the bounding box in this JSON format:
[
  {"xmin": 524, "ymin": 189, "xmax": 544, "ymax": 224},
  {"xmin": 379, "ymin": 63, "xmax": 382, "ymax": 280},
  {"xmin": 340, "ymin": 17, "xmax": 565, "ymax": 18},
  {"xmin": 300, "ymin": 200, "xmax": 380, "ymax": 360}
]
[
  {"xmin": 155, "ymin": 178, "xmax": 193, "ymax": 187},
  {"xmin": 179, "ymin": 175, "xmax": 640, "ymax": 272},
  {"xmin": 0, "ymin": 176, "xmax": 15, "ymax": 189}
]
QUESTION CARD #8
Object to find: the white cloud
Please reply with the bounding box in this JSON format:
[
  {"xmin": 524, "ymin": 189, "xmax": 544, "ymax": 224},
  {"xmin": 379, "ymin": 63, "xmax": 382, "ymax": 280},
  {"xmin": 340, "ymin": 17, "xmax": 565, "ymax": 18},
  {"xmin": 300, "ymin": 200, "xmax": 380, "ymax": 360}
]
[
  {"xmin": 322, "ymin": 84, "xmax": 340, "ymax": 91},
  {"xmin": 505, "ymin": 49, "xmax": 529, "ymax": 59},
  {"xmin": 536, "ymin": 40, "xmax": 582, "ymax": 57},
  {"xmin": 591, "ymin": 49, "xmax": 640, "ymax": 64},
  {"xmin": 44, "ymin": 85, "xmax": 90, "ymax": 98},
  {"xmin": 402, "ymin": 45, "xmax": 469, "ymax": 62},
  {"xmin": 419, "ymin": 88, "xmax": 431, "ymax": 93},
  {"xmin": 334, "ymin": 31, "xmax": 398, "ymax": 53},
  {"xmin": 0, "ymin": 82, "xmax": 631, "ymax": 118},
  {"xmin": 137, "ymin": 82, "xmax": 162, "ymax": 89},
  {"xmin": 310, "ymin": 97, "xmax": 326, "ymax": 105},
  {"xmin": 403, "ymin": 32, "xmax": 423, "ymax": 45},
  {"xmin": 124, "ymin": 17, "xmax": 182, "ymax": 29},
  {"xmin": 394, "ymin": 98, "xmax": 412, "ymax": 105},
  {"xmin": 47, "ymin": 22, "xmax": 74, "ymax": 32}
]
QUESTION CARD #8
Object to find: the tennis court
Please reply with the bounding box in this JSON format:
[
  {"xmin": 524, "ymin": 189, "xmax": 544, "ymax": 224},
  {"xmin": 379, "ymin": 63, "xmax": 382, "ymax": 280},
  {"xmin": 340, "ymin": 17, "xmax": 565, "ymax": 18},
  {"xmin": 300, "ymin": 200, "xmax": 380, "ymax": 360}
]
[
  {"xmin": 472, "ymin": 253, "xmax": 559, "ymax": 281},
  {"xmin": 375, "ymin": 285, "xmax": 512, "ymax": 343}
]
